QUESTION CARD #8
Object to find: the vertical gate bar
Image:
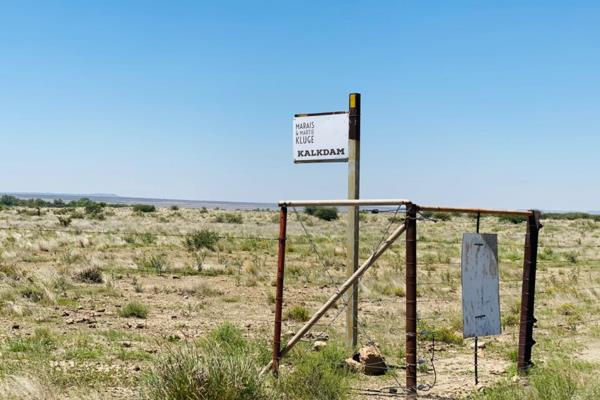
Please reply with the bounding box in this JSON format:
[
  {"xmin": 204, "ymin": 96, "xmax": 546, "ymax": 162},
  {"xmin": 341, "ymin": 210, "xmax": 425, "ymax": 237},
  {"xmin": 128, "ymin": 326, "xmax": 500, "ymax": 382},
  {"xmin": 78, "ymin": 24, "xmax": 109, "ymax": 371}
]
[
  {"xmin": 272, "ymin": 206, "xmax": 288, "ymax": 376},
  {"xmin": 346, "ymin": 92, "xmax": 361, "ymax": 348},
  {"xmin": 405, "ymin": 204, "xmax": 418, "ymax": 396},
  {"xmin": 517, "ymin": 210, "xmax": 542, "ymax": 373},
  {"xmin": 474, "ymin": 211, "xmax": 480, "ymax": 385}
]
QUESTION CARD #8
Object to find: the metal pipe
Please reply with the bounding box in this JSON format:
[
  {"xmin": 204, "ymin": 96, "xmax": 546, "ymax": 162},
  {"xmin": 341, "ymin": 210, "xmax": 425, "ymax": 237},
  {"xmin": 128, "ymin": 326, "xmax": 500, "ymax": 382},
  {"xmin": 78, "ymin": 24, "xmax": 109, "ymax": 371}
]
[
  {"xmin": 517, "ymin": 210, "xmax": 542, "ymax": 373},
  {"xmin": 272, "ymin": 206, "xmax": 288, "ymax": 376},
  {"xmin": 278, "ymin": 199, "xmax": 411, "ymax": 207},
  {"xmin": 276, "ymin": 201, "xmax": 531, "ymax": 217},
  {"xmin": 405, "ymin": 204, "xmax": 418, "ymax": 397},
  {"xmin": 261, "ymin": 221, "xmax": 408, "ymax": 375},
  {"xmin": 419, "ymin": 205, "xmax": 533, "ymax": 217},
  {"xmin": 474, "ymin": 211, "xmax": 480, "ymax": 385}
]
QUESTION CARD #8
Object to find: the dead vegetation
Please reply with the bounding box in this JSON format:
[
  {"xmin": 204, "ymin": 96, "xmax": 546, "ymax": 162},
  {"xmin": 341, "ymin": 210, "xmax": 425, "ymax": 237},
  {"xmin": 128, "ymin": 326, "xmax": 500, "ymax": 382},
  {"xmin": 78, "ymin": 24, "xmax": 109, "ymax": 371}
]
[{"xmin": 0, "ymin": 205, "xmax": 599, "ymax": 398}]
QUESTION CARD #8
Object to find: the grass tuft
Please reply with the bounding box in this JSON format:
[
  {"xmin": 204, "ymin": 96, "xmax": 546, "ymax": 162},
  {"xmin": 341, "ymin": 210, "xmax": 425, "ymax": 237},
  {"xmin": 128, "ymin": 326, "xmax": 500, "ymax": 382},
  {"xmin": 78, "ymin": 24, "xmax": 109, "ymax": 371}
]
[{"xmin": 119, "ymin": 301, "xmax": 149, "ymax": 319}]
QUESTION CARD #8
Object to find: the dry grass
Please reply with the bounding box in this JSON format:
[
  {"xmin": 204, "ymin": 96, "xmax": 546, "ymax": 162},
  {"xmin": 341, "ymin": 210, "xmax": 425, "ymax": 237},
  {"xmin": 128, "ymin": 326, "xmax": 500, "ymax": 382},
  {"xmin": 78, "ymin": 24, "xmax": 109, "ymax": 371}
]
[{"xmin": 0, "ymin": 206, "xmax": 599, "ymax": 398}]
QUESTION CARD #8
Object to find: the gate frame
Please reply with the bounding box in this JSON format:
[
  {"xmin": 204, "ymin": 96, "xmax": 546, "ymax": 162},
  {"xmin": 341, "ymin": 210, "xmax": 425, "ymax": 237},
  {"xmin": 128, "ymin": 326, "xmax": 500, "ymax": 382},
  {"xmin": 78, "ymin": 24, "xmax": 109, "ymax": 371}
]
[{"xmin": 266, "ymin": 199, "xmax": 541, "ymax": 391}]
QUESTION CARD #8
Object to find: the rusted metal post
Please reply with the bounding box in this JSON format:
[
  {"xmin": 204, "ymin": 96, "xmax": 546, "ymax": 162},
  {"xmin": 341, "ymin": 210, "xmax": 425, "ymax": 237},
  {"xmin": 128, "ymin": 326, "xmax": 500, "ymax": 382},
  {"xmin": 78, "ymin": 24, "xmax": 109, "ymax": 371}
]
[
  {"xmin": 405, "ymin": 204, "xmax": 418, "ymax": 396},
  {"xmin": 346, "ymin": 92, "xmax": 361, "ymax": 348},
  {"xmin": 272, "ymin": 206, "xmax": 288, "ymax": 376},
  {"xmin": 517, "ymin": 210, "xmax": 542, "ymax": 373},
  {"xmin": 474, "ymin": 211, "xmax": 480, "ymax": 385}
]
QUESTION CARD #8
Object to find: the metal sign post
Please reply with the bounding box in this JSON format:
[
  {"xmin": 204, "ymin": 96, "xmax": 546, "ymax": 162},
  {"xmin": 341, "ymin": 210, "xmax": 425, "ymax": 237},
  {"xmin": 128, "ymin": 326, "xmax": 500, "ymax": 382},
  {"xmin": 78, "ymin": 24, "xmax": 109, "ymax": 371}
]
[{"xmin": 346, "ymin": 93, "xmax": 361, "ymax": 348}]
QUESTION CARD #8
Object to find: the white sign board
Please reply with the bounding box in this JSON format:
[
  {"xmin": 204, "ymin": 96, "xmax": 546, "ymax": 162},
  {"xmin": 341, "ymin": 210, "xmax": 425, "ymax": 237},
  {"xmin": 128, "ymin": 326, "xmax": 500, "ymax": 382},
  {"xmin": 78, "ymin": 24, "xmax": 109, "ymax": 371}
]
[
  {"xmin": 293, "ymin": 112, "xmax": 349, "ymax": 163},
  {"xmin": 461, "ymin": 233, "xmax": 501, "ymax": 338}
]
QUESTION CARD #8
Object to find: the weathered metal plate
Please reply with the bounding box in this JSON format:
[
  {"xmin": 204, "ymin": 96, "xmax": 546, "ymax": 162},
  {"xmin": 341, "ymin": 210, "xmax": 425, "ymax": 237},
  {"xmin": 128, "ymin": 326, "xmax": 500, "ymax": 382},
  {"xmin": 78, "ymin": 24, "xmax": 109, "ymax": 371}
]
[{"xmin": 461, "ymin": 233, "xmax": 501, "ymax": 338}]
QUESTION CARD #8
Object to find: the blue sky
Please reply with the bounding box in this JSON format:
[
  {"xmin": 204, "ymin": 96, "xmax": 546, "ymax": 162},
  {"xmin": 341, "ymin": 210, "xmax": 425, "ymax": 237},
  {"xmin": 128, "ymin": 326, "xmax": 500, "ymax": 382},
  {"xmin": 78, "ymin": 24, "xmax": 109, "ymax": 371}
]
[{"xmin": 1, "ymin": 1, "xmax": 598, "ymax": 210}]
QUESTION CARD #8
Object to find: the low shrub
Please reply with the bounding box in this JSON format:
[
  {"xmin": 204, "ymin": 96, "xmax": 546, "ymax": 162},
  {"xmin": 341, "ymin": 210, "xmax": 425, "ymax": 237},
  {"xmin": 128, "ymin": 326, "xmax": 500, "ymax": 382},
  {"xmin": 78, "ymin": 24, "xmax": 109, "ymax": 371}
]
[
  {"xmin": 471, "ymin": 359, "xmax": 600, "ymax": 400},
  {"xmin": 7, "ymin": 328, "xmax": 56, "ymax": 354},
  {"xmin": 119, "ymin": 301, "xmax": 149, "ymax": 319},
  {"xmin": 57, "ymin": 216, "xmax": 72, "ymax": 227},
  {"xmin": 499, "ymin": 215, "xmax": 527, "ymax": 224},
  {"xmin": 136, "ymin": 254, "xmax": 168, "ymax": 275},
  {"xmin": 133, "ymin": 204, "xmax": 156, "ymax": 213},
  {"xmin": 185, "ymin": 229, "xmax": 219, "ymax": 252},
  {"xmin": 215, "ymin": 213, "xmax": 243, "ymax": 224},
  {"xmin": 417, "ymin": 321, "xmax": 462, "ymax": 345},
  {"xmin": 142, "ymin": 323, "xmax": 271, "ymax": 400},
  {"xmin": 305, "ymin": 207, "xmax": 339, "ymax": 221},
  {"xmin": 20, "ymin": 285, "xmax": 47, "ymax": 303},
  {"xmin": 84, "ymin": 202, "xmax": 104, "ymax": 216},
  {"xmin": 285, "ymin": 305, "xmax": 310, "ymax": 322},
  {"xmin": 277, "ymin": 341, "xmax": 350, "ymax": 400},
  {"xmin": 74, "ymin": 267, "xmax": 104, "ymax": 284}
]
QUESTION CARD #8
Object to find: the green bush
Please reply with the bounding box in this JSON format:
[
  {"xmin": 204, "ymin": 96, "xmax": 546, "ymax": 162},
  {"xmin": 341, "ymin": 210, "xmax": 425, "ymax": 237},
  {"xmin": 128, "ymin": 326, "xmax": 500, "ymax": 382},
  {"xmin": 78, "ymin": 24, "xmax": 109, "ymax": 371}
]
[
  {"xmin": 417, "ymin": 321, "xmax": 462, "ymax": 345},
  {"xmin": 215, "ymin": 213, "xmax": 243, "ymax": 224},
  {"xmin": 133, "ymin": 204, "xmax": 157, "ymax": 213},
  {"xmin": 285, "ymin": 305, "xmax": 310, "ymax": 322},
  {"xmin": 498, "ymin": 215, "xmax": 527, "ymax": 224},
  {"xmin": 8, "ymin": 328, "xmax": 56, "ymax": 354},
  {"xmin": 142, "ymin": 323, "xmax": 271, "ymax": 400},
  {"xmin": 142, "ymin": 323, "xmax": 349, "ymax": 400},
  {"xmin": 471, "ymin": 359, "xmax": 600, "ymax": 400},
  {"xmin": 136, "ymin": 254, "xmax": 168, "ymax": 275},
  {"xmin": 119, "ymin": 301, "xmax": 149, "ymax": 319},
  {"xmin": 542, "ymin": 212, "xmax": 600, "ymax": 221},
  {"xmin": 277, "ymin": 342, "xmax": 350, "ymax": 400},
  {"xmin": 185, "ymin": 229, "xmax": 220, "ymax": 252},
  {"xmin": 57, "ymin": 216, "xmax": 72, "ymax": 227},
  {"xmin": 305, "ymin": 207, "xmax": 339, "ymax": 221},
  {"xmin": 84, "ymin": 202, "xmax": 104, "ymax": 216},
  {"xmin": 432, "ymin": 212, "xmax": 451, "ymax": 221}
]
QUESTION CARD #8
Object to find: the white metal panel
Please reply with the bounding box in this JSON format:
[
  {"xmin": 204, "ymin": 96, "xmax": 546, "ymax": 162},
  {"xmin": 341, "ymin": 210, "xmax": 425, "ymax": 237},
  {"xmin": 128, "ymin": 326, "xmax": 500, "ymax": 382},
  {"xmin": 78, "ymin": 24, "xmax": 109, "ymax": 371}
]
[
  {"xmin": 461, "ymin": 233, "xmax": 501, "ymax": 338},
  {"xmin": 293, "ymin": 113, "xmax": 349, "ymax": 163}
]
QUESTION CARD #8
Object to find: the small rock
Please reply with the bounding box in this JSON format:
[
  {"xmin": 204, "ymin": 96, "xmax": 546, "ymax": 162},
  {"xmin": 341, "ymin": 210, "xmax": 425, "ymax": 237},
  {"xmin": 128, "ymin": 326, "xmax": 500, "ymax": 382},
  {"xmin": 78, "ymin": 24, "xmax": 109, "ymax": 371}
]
[
  {"xmin": 344, "ymin": 357, "xmax": 364, "ymax": 373},
  {"xmin": 136, "ymin": 323, "xmax": 145, "ymax": 329},
  {"xmin": 359, "ymin": 345, "xmax": 387, "ymax": 375},
  {"xmin": 121, "ymin": 341, "xmax": 133, "ymax": 348},
  {"xmin": 312, "ymin": 341, "xmax": 327, "ymax": 351},
  {"xmin": 334, "ymin": 247, "xmax": 346, "ymax": 256},
  {"xmin": 471, "ymin": 341, "xmax": 486, "ymax": 350}
]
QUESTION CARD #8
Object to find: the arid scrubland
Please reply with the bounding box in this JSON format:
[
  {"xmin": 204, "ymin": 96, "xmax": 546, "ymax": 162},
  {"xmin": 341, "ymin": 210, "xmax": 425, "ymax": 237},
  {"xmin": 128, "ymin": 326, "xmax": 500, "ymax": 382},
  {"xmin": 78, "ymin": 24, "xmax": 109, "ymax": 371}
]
[{"xmin": 1, "ymin": 203, "xmax": 600, "ymax": 399}]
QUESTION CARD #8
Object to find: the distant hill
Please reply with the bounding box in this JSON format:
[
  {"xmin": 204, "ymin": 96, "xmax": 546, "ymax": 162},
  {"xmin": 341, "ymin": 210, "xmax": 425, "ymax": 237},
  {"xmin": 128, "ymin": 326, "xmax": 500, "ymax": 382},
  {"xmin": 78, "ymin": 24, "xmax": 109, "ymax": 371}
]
[{"xmin": 0, "ymin": 192, "xmax": 276, "ymax": 210}]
